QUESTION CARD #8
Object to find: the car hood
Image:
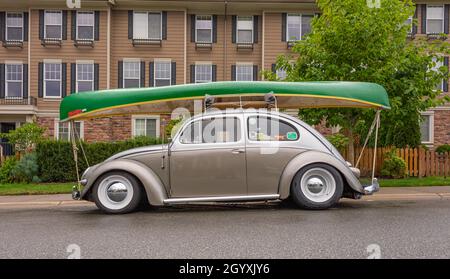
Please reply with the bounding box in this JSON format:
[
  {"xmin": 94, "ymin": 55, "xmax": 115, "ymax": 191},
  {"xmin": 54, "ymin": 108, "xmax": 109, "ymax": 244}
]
[{"xmin": 105, "ymin": 144, "xmax": 167, "ymax": 162}]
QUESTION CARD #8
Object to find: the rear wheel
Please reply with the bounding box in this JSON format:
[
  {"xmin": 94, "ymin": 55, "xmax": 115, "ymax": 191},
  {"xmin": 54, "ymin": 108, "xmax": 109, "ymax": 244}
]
[
  {"xmin": 92, "ymin": 171, "xmax": 143, "ymax": 214},
  {"xmin": 291, "ymin": 163, "xmax": 343, "ymax": 210}
]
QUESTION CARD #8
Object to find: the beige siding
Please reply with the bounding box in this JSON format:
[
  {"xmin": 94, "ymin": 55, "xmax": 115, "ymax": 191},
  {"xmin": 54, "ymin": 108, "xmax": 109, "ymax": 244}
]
[
  {"xmin": 110, "ymin": 10, "xmax": 185, "ymax": 88},
  {"xmin": 29, "ymin": 10, "xmax": 108, "ymax": 112}
]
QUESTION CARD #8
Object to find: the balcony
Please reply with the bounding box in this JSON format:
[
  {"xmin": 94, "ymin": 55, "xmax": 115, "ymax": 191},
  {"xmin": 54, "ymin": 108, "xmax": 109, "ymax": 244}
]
[
  {"xmin": 2, "ymin": 40, "xmax": 24, "ymax": 48},
  {"xmin": 0, "ymin": 97, "xmax": 37, "ymax": 106}
]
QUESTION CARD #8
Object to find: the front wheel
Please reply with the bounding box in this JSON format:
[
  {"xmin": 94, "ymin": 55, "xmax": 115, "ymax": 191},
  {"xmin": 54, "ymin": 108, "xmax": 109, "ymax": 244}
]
[
  {"xmin": 92, "ymin": 171, "xmax": 143, "ymax": 214},
  {"xmin": 291, "ymin": 163, "xmax": 343, "ymax": 210}
]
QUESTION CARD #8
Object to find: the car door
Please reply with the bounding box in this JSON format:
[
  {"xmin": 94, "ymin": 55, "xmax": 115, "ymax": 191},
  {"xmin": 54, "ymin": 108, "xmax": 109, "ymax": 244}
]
[{"xmin": 169, "ymin": 114, "xmax": 247, "ymax": 197}]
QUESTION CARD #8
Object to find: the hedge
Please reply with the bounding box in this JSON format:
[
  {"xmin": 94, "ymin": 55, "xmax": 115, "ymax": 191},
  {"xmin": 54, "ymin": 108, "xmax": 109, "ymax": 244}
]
[{"xmin": 36, "ymin": 137, "xmax": 163, "ymax": 182}]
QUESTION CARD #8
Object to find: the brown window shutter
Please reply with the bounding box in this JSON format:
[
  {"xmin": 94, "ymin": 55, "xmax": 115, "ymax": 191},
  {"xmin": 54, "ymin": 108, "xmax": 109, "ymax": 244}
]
[
  {"xmin": 171, "ymin": 62, "xmax": 176, "ymax": 85},
  {"xmin": 190, "ymin": 65, "xmax": 195, "ymax": 83},
  {"xmin": 22, "ymin": 64, "xmax": 28, "ymax": 98},
  {"xmin": 61, "ymin": 63, "xmax": 67, "ymax": 97},
  {"xmin": 0, "ymin": 64, "xmax": 5, "ymax": 98},
  {"xmin": 128, "ymin": 11, "xmax": 133, "ymax": 39},
  {"xmin": 118, "ymin": 61, "xmax": 123, "ymax": 88},
  {"xmin": 38, "ymin": 62, "xmax": 43, "ymax": 98},
  {"xmin": 70, "ymin": 63, "xmax": 76, "ymax": 93},
  {"xmin": 94, "ymin": 63, "xmax": 99, "ymax": 90}
]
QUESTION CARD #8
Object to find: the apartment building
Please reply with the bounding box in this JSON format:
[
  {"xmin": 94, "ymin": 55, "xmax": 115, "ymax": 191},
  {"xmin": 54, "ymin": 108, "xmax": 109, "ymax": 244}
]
[{"xmin": 0, "ymin": 0, "xmax": 449, "ymax": 156}]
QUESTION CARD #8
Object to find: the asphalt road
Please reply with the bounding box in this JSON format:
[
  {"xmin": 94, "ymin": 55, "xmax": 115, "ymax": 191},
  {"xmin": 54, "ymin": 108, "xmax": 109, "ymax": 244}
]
[{"xmin": 1, "ymin": 193, "xmax": 450, "ymax": 259}]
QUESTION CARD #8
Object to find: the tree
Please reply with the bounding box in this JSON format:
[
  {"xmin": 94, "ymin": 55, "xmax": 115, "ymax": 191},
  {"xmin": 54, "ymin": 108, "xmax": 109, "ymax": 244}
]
[
  {"xmin": 269, "ymin": 0, "xmax": 450, "ymax": 163},
  {"xmin": 0, "ymin": 122, "xmax": 45, "ymax": 156}
]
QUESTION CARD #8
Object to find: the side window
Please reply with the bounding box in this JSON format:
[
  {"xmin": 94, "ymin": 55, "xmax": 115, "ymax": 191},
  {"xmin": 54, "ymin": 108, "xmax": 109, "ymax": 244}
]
[
  {"xmin": 179, "ymin": 117, "xmax": 241, "ymax": 144},
  {"xmin": 248, "ymin": 116, "xmax": 299, "ymax": 141}
]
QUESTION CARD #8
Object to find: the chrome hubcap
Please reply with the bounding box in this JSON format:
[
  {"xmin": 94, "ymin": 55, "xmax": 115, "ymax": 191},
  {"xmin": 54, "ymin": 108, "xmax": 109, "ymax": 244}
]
[
  {"xmin": 106, "ymin": 182, "xmax": 128, "ymax": 202},
  {"xmin": 300, "ymin": 168, "xmax": 336, "ymax": 203},
  {"xmin": 97, "ymin": 175, "xmax": 134, "ymax": 210}
]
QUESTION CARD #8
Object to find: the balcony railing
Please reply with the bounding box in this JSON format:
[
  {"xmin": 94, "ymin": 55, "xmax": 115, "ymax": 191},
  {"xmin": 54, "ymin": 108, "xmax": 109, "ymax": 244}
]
[{"xmin": 0, "ymin": 96, "xmax": 37, "ymax": 106}]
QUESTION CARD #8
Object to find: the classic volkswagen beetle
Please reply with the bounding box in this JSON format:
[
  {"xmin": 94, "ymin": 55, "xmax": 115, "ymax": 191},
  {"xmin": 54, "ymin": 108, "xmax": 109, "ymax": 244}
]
[{"xmin": 75, "ymin": 109, "xmax": 378, "ymax": 214}]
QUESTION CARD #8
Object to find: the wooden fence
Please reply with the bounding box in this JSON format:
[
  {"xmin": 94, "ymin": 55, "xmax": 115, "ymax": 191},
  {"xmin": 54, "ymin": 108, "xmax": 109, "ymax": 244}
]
[{"xmin": 344, "ymin": 147, "xmax": 450, "ymax": 177}]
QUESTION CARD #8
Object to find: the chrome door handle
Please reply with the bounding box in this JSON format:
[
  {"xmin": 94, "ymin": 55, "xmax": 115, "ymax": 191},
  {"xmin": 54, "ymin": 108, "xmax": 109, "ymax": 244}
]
[{"xmin": 231, "ymin": 149, "xmax": 245, "ymax": 154}]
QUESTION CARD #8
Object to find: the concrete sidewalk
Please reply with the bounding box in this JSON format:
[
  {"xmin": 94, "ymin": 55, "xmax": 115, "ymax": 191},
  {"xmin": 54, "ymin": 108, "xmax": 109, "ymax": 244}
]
[{"xmin": 0, "ymin": 186, "xmax": 449, "ymax": 207}]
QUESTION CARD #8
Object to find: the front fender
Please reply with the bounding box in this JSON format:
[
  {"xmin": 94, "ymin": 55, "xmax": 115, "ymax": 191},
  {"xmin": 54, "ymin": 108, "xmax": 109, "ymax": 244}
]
[
  {"xmin": 81, "ymin": 159, "xmax": 168, "ymax": 206},
  {"xmin": 278, "ymin": 151, "xmax": 364, "ymax": 199}
]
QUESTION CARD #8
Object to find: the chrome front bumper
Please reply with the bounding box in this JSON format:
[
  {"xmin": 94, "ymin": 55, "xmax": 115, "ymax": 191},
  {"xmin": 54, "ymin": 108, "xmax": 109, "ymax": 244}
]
[{"xmin": 362, "ymin": 178, "xmax": 380, "ymax": 195}]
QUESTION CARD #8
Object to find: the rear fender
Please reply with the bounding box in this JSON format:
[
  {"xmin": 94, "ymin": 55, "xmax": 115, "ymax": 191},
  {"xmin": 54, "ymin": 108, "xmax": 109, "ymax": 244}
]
[{"xmin": 278, "ymin": 151, "xmax": 364, "ymax": 199}]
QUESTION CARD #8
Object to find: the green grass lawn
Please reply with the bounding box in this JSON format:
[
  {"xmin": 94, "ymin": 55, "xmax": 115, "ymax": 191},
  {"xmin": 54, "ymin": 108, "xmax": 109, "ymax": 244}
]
[
  {"xmin": 361, "ymin": 176, "xmax": 450, "ymax": 187},
  {"xmin": 0, "ymin": 182, "xmax": 74, "ymax": 196},
  {"xmin": 0, "ymin": 177, "xmax": 449, "ymax": 196}
]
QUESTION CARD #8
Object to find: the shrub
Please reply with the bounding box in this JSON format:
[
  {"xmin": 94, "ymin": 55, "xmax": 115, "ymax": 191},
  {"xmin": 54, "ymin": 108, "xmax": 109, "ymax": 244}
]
[
  {"xmin": 0, "ymin": 157, "xmax": 18, "ymax": 183},
  {"xmin": 435, "ymin": 144, "xmax": 450, "ymax": 154},
  {"xmin": 11, "ymin": 153, "xmax": 40, "ymax": 183},
  {"xmin": 381, "ymin": 149, "xmax": 407, "ymax": 178},
  {"xmin": 0, "ymin": 122, "xmax": 45, "ymax": 154},
  {"xmin": 326, "ymin": 133, "xmax": 349, "ymax": 153},
  {"xmin": 36, "ymin": 137, "xmax": 163, "ymax": 182}
]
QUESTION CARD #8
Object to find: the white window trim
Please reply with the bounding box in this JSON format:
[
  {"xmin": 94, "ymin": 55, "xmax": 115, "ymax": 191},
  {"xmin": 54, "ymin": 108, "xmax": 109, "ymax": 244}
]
[
  {"xmin": 76, "ymin": 61, "xmax": 94, "ymax": 92},
  {"xmin": 133, "ymin": 11, "xmax": 162, "ymax": 40},
  {"xmin": 44, "ymin": 10, "xmax": 63, "ymax": 40},
  {"xmin": 235, "ymin": 62, "xmax": 253, "ymax": 81},
  {"xmin": 123, "ymin": 59, "xmax": 141, "ymax": 88},
  {"xmin": 5, "ymin": 12, "xmax": 24, "ymax": 42},
  {"xmin": 236, "ymin": 15, "xmax": 254, "ymax": 44},
  {"xmin": 406, "ymin": 16, "xmax": 413, "ymax": 34},
  {"xmin": 431, "ymin": 56, "xmax": 445, "ymax": 91},
  {"xmin": 132, "ymin": 115, "xmax": 160, "ymax": 138},
  {"xmin": 420, "ymin": 111, "xmax": 434, "ymax": 145},
  {"xmin": 426, "ymin": 4, "xmax": 445, "ymax": 34},
  {"xmin": 195, "ymin": 62, "xmax": 213, "ymax": 83},
  {"xmin": 43, "ymin": 62, "xmax": 62, "ymax": 99},
  {"xmin": 54, "ymin": 120, "xmax": 84, "ymax": 140},
  {"xmin": 76, "ymin": 11, "xmax": 94, "ymax": 41},
  {"xmin": 4, "ymin": 62, "xmax": 23, "ymax": 99},
  {"xmin": 195, "ymin": 15, "xmax": 213, "ymax": 43},
  {"xmin": 154, "ymin": 59, "xmax": 172, "ymax": 86}
]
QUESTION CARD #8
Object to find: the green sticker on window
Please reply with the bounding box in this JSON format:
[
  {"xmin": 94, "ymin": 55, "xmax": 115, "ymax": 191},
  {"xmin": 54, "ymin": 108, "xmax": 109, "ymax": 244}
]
[{"xmin": 286, "ymin": 131, "xmax": 298, "ymax": 140}]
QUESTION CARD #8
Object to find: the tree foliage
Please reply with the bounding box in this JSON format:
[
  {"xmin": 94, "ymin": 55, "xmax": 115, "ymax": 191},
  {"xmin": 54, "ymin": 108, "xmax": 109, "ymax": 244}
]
[
  {"xmin": 0, "ymin": 122, "xmax": 45, "ymax": 155},
  {"xmin": 266, "ymin": 0, "xmax": 450, "ymax": 162}
]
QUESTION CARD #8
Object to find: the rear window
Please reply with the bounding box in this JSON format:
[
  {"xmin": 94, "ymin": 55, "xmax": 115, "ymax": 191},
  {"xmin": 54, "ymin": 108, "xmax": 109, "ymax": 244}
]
[{"xmin": 247, "ymin": 116, "xmax": 299, "ymax": 141}]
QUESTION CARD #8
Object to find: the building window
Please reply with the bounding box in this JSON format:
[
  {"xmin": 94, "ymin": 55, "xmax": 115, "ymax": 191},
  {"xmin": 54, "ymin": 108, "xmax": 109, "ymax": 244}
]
[
  {"xmin": 5, "ymin": 63, "xmax": 23, "ymax": 99},
  {"xmin": 123, "ymin": 61, "xmax": 140, "ymax": 88},
  {"xmin": 44, "ymin": 11, "xmax": 62, "ymax": 39},
  {"xmin": 77, "ymin": 11, "xmax": 94, "ymax": 40},
  {"xmin": 133, "ymin": 116, "xmax": 160, "ymax": 138},
  {"xmin": 195, "ymin": 64, "xmax": 212, "ymax": 83},
  {"xmin": 236, "ymin": 16, "xmax": 253, "ymax": 43},
  {"xmin": 6, "ymin": 12, "xmax": 23, "ymax": 41},
  {"xmin": 276, "ymin": 68, "xmax": 287, "ymax": 80},
  {"xmin": 44, "ymin": 62, "xmax": 61, "ymax": 98},
  {"xmin": 196, "ymin": 15, "xmax": 212, "ymax": 43},
  {"xmin": 287, "ymin": 14, "xmax": 313, "ymax": 41},
  {"xmin": 420, "ymin": 112, "xmax": 434, "ymax": 144},
  {"xmin": 56, "ymin": 121, "xmax": 83, "ymax": 141},
  {"xmin": 133, "ymin": 11, "xmax": 162, "ymax": 40},
  {"xmin": 426, "ymin": 5, "xmax": 444, "ymax": 34},
  {"xmin": 76, "ymin": 63, "xmax": 94, "ymax": 92},
  {"xmin": 431, "ymin": 56, "xmax": 444, "ymax": 91},
  {"xmin": 154, "ymin": 60, "xmax": 171, "ymax": 87},
  {"xmin": 236, "ymin": 64, "xmax": 253, "ymax": 81},
  {"xmin": 405, "ymin": 16, "xmax": 413, "ymax": 34}
]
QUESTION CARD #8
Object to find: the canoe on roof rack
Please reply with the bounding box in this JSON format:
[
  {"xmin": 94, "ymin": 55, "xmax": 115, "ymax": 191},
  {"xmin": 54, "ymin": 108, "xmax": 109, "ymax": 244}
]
[{"xmin": 59, "ymin": 81, "xmax": 390, "ymax": 121}]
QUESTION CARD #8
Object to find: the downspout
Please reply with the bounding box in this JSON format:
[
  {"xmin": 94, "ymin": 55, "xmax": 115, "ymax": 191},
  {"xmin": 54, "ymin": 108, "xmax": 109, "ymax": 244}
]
[
  {"xmin": 106, "ymin": 5, "xmax": 111, "ymax": 89},
  {"xmin": 223, "ymin": 1, "xmax": 228, "ymax": 81},
  {"xmin": 261, "ymin": 11, "xmax": 265, "ymax": 81},
  {"xmin": 28, "ymin": 7, "xmax": 31, "ymax": 108},
  {"xmin": 184, "ymin": 9, "xmax": 187, "ymax": 84}
]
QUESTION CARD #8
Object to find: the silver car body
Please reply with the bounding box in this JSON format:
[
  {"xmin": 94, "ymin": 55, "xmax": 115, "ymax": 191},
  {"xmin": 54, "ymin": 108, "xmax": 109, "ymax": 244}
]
[{"xmin": 78, "ymin": 109, "xmax": 376, "ymax": 206}]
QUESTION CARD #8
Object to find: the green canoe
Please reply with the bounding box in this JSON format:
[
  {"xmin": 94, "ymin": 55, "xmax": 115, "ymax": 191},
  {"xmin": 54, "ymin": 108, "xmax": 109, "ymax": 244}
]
[{"xmin": 59, "ymin": 81, "xmax": 390, "ymax": 121}]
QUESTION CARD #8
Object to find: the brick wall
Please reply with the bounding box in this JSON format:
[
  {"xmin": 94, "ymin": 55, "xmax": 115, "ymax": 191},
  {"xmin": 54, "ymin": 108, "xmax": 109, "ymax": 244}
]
[{"xmin": 433, "ymin": 110, "xmax": 450, "ymax": 146}]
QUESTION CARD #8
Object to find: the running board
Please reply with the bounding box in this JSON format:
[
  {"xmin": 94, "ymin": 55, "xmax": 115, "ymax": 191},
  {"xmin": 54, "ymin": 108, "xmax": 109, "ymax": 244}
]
[{"xmin": 163, "ymin": 194, "xmax": 280, "ymax": 204}]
